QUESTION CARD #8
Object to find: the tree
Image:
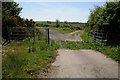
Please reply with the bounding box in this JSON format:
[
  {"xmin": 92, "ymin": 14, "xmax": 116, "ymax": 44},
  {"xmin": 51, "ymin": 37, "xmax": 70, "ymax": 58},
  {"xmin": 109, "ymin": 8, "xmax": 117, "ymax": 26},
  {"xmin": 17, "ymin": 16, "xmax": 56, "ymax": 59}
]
[
  {"xmin": 56, "ymin": 19, "xmax": 60, "ymax": 27},
  {"xmin": 87, "ymin": 1, "xmax": 120, "ymax": 44},
  {"xmin": 2, "ymin": 2, "xmax": 22, "ymax": 39},
  {"xmin": 47, "ymin": 21, "xmax": 51, "ymax": 24},
  {"xmin": 2, "ymin": 2, "xmax": 36, "ymax": 43},
  {"xmin": 64, "ymin": 21, "xmax": 68, "ymax": 24}
]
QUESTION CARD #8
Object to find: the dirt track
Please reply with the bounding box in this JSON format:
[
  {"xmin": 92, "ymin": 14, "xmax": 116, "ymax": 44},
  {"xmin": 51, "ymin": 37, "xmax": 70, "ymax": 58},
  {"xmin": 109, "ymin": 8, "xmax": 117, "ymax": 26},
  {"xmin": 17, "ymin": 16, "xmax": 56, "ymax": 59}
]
[
  {"xmin": 49, "ymin": 29, "xmax": 82, "ymax": 41},
  {"xmin": 45, "ymin": 49, "xmax": 118, "ymax": 78},
  {"xmin": 37, "ymin": 27, "xmax": 82, "ymax": 41}
]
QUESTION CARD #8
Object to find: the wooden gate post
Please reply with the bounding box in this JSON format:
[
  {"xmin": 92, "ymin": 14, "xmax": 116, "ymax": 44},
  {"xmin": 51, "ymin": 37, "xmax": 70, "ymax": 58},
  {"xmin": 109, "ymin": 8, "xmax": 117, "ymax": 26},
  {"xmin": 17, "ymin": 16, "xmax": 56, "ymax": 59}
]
[{"xmin": 46, "ymin": 28, "xmax": 49, "ymax": 44}]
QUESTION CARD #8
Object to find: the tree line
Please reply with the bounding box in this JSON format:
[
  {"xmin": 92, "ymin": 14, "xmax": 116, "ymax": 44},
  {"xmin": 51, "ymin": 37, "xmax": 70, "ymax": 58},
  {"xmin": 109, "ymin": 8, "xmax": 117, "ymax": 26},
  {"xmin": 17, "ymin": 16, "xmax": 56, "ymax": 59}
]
[
  {"xmin": 36, "ymin": 19, "xmax": 85, "ymax": 30},
  {"xmin": 87, "ymin": 1, "xmax": 120, "ymax": 45}
]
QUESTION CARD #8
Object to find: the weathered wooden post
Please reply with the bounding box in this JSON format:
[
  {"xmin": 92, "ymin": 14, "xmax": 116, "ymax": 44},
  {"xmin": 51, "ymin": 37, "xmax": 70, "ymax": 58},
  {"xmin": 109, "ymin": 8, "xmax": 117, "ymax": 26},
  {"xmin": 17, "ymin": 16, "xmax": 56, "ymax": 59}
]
[{"xmin": 46, "ymin": 28, "xmax": 50, "ymax": 44}]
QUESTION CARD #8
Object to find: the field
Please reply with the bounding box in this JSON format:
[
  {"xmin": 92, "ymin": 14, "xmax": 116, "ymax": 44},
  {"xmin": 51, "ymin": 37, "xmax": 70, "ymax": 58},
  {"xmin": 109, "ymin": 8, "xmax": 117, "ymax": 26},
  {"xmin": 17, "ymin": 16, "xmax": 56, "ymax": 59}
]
[{"xmin": 36, "ymin": 21, "xmax": 86, "ymax": 33}]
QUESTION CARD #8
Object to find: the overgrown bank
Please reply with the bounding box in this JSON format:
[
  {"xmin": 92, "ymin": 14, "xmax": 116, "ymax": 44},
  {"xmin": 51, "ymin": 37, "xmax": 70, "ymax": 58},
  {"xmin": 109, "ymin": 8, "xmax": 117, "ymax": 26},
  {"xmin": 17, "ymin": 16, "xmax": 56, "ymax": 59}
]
[{"xmin": 2, "ymin": 32, "xmax": 59, "ymax": 78}]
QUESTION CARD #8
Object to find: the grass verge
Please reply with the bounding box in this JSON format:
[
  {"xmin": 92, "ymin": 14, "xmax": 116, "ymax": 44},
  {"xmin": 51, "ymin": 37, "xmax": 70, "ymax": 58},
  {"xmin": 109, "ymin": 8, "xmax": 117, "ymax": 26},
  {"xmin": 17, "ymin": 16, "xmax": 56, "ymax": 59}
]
[
  {"xmin": 51, "ymin": 27, "xmax": 75, "ymax": 33},
  {"xmin": 2, "ymin": 31, "xmax": 59, "ymax": 78}
]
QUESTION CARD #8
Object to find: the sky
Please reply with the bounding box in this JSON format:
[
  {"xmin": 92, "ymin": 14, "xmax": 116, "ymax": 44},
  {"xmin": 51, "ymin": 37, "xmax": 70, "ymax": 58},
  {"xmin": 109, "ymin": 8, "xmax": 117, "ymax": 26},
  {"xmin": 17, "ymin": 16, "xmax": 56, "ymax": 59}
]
[{"xmin": 17, "ymin": 2, "xmax": 106, "ymax": 22}]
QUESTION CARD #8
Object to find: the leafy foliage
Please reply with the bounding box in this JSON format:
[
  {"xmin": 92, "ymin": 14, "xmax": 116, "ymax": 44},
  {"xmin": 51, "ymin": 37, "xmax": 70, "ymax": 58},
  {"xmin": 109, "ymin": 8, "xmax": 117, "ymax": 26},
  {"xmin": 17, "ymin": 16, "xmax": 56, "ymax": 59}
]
[
  {"xmin": 87, "ymin": 1, "xmax": 120, "ymax": 45},
  {"xmin": 2, "ymin": 2, "xmax": 35, "ymax": 40}
]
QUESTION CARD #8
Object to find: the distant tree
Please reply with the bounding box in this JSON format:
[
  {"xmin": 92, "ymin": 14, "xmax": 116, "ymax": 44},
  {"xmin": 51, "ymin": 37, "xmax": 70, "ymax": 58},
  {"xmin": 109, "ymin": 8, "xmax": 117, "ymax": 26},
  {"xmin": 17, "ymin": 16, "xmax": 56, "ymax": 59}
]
[
  {"xmin": 63, "ymin": 20, "xmax": 70, "ymax": 27},
  {"xmin": 64, "ymin": 21, "xmax": 68, "ymax": 24},
  {"xmin": 56, "ymin": 19, "xmax": 60, "ymax": 27},
  {"xmin": 47, "ymin": 21, "xmax": 51, "ymax": 24}
]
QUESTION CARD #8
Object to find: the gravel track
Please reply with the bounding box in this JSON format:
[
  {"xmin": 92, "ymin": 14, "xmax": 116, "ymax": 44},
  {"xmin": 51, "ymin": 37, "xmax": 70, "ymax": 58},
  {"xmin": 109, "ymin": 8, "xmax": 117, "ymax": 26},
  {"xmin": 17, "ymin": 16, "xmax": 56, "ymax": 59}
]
[
  {"xmin": 49, "ymin": 29, "xmax": 82, "ymax": 41},
  {"xmin": 45, "ymin": 49, "xmax": 118, "ymax": 78},
  {"xmin": 37, "ymin": 28, "xmax": 119, "ymax": 78}
]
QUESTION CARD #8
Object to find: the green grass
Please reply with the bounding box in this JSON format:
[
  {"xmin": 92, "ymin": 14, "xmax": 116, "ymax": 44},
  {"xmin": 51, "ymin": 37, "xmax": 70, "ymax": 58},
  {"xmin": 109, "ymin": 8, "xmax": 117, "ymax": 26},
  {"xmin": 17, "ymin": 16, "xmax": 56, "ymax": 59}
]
[
  {"xmin": 55, "ymin": 41, "xmax": 80, "ymax": 50},
  {"xmin": 2, "ymin": 31, "xmax": 59, "ymax": 78},
  {"xmin": 51, "ymin": 27, "xmax": 75, "ymax": 33}
]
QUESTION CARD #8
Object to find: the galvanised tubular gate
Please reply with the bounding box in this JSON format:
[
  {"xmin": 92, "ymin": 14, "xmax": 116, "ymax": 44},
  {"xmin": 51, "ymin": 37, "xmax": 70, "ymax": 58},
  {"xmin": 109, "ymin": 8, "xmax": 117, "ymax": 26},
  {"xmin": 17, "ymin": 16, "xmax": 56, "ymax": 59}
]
[{"xmin": 89, "ymin": 30, "xmax": 108, "ymax": 46}]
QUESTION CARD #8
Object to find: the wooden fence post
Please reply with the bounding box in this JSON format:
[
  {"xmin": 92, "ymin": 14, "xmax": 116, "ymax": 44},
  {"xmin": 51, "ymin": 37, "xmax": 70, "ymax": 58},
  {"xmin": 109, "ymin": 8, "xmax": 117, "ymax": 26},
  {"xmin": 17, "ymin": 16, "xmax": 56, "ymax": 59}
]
[{"xmin": 47, "ymin": 28, "xmax": 50, "ymax": 44}]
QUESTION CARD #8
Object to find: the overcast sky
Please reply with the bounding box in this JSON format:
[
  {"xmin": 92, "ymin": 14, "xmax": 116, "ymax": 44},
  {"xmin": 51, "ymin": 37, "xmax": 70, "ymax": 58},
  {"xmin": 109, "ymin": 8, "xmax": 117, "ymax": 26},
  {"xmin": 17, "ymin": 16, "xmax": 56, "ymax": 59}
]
[{"xmin": 17, "ymin": 2, "xmax": 105, "ymax": 22}]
